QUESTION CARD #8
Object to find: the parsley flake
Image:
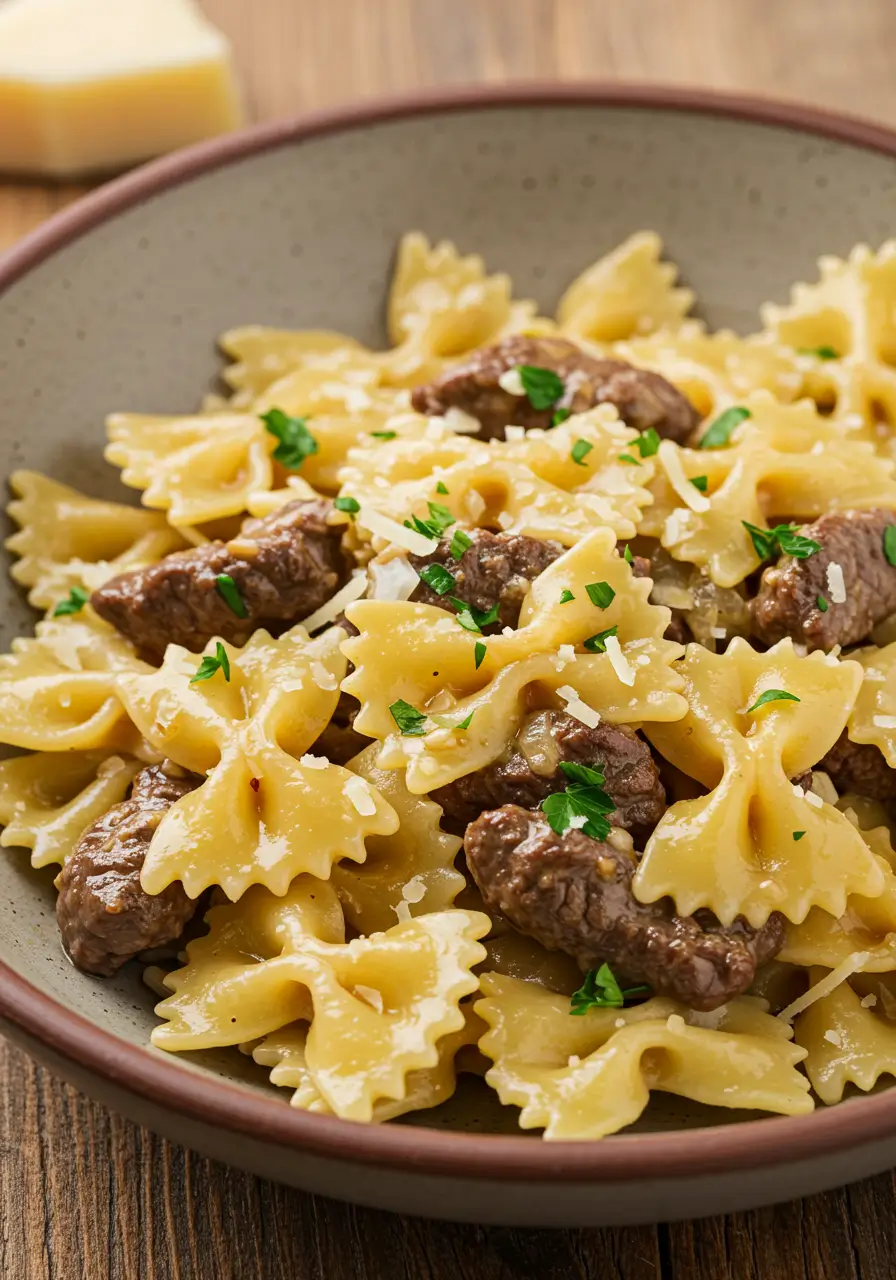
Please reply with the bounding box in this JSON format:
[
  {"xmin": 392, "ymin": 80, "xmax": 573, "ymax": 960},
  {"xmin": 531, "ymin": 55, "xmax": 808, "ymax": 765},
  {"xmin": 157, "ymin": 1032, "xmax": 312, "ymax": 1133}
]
[
  {"xmin": 817, "ymin": 595, "xmax": 829, "ymax": 613},
  {"xmin": 370, "ymin": 430, "xmax": 397, "ymax": 441},
  {"xmin": 541, "ymin": 760, "xmax": 616, "ymax": 842},
  {"xmin": 793, "ymin": 831, "xmax": 806, "ymax": 842},
  {"xmin": 623, "ymin": 544, "xmax": 635, "ymax": 566},
  {"xmin": 552, "ymin": 407, "xmax": 572, "ymax": 426},
  {"xmin": 334, "ymin": 495, "xmax": 360, "ymax": 517},
  {"xmin": 474, "ymin": 641, "xmax": 487, "ymax": 669},
  {"xmin": 404, "ymin": 501, "xmax": 457, "ymax": 542},
  {"xmin": 389, "ymin": 700, "xmax": 428, "ymax": 736},
  {"xmin": 742, "ymin": 521, "xmax": 821, "ymax": 562},
  {"xmin": 518, "ymin": 364, "xmax": 564, "ymax": 410},
  {"xmin": 449, "ymin": 529, "xmax": 473, "ymax": 560},
  {"xmin": 570, "ymin": 963, "xmax": 651, "ymax": 1015},
  {"xmin": 699, "ymin": 405, "xmax": 751, "ymax": 449},
  {"xmin": 631, "ymin": 427, "xmax": 661, "ymax": 458},
  {"xmin": 746, "ymin": 689, "xmax": 801, "ymax": 713},
  {"xmin": 260, "ymin": 408, "xmax": 318, "ymax": 469},
  {"xmin": 52, "ymin": 586, "xmax": 89, "ymax": 618},
  {"xmin": 456, "ymin": 711, "xmax": 474, "ymax": 730},
  {"xmin": 690, "ymin": 475, "xmax": 709, "ymax": 493},
  {"xmin": 191, "ymin": 642, "xmax": 231, "ymax": 686},
  {"xmin": 618, "ymin": 452, "xmax": 640, "ymax": 465},
  {"xmin": 449, "ymin": 597, "xmax": 499, "ymax": 633},
  {"xmin": 215, "ymin": 574, "xmax": 248, "ymax": 618},
  {"xmin": 884, "ymin": 526, "xmax": 896, "ymax": 568},
  {"xmin": 798, "ymin": 346, "xmax": 839, "ymax": 360},
  {"xmin": 559, "ymin": 589, "xmax": 575, "ymax": 604},
  {"xmin": 418, "ymin": 563, "xmax": 455, "ymax": 595},
  {"xmin": 583, "ymin": 626, "xmax": 618, "ymax": 653},
  {"xmin": 436, "ymin": 481, "xmax": 449, "ymax": 495},
  {"xmin": 570, "ymin": 438, "xmax": 593, "ymax": 466},
  {"xmin": 585, "ymin": 581, "xmax": 615, "ymax": 609}
]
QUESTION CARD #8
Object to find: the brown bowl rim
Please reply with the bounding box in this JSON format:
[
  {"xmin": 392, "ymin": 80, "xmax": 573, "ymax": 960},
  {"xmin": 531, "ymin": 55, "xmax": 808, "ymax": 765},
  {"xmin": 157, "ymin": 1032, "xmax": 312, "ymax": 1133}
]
[{"xmin": 3, "ymin": 81, "xmax": 896, "ymax": 1184}]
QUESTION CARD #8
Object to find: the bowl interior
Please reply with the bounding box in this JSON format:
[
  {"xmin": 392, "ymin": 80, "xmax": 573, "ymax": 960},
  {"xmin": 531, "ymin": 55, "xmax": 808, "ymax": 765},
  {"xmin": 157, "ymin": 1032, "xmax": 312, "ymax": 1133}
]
[{"xmin": 2, "ymin": 99, "xmax": 896, "ymax": 1131}]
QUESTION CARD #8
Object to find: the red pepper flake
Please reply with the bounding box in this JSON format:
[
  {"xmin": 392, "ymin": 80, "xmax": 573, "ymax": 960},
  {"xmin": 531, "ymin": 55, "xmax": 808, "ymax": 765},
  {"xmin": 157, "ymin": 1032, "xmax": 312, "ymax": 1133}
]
[{"xmin": 249, "ymin": 777, "xmax": 260, "ymax": 793}]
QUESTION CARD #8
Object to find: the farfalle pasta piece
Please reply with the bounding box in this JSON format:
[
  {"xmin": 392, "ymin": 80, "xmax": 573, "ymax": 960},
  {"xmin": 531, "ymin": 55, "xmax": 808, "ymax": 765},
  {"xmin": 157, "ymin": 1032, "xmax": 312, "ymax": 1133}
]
[
  {"xmin": 7, "ymin": 471, "xmax": 185, "ymax": 612},
  {"xmin": 557, "ymin": 232, "xmax": 694, "ymax": 344},
  {"xmin": 331, "ymin": 743, "xmax": 465, "ymax": 935},
  {"xmin": 761, "ymin": 241, "xmax": 896, "ymax": 451},
  {"xmin": 343, "ymin": 528, "xmax": 686, "ymax": 793},
  {"xmin": 0, "ymin": 614, "xmax": 147, "ymax": 752},
  {"xmin": 615, "ymin": 322, "xmax": 802, "ymax": 422},
  {"xmin": 106, "ymin": 411, "xmax": 273, "ymax": 526},
  {"xmin": 251, "ymin": 1014, "xmax": 478, "ymax": 1120},
  {"xmin": 115, "ymin": 626, "xmax": 397, "ymax": 900},
  {"xmin": 219, "ymin": 327, "xmax": 368, "ymax": 402},
  {"xmin": 340, "ymin": 408, "xmax": 656, "ymax": 546},
  {"xmin": 843, "ymin": 642, "xmax": 896, "ymax": 768},
  {"xmin": 153, "ymin": 876, "xmax": 489, "ymax": 1122},
  {"xmin": 385, "ymin": 232, "xmax": 548, "ymax": 385},
  {"xmin": 477, "ymin": 974, "xmax": 811, "ymax": 1140},
  {"xmin": 639, "ymin": 639, "xmax": 884, "ymax": 927},
  {"xmin": 641, "ymin": 391, "xmax": 896, "ymax": 586},
  {"xmin": 0, "ymin": 750, "xmax": 141, "ymax": 869},
  {"xmin": 795, "ymin": 971, "xmax": 896, "ymax": 1104}
]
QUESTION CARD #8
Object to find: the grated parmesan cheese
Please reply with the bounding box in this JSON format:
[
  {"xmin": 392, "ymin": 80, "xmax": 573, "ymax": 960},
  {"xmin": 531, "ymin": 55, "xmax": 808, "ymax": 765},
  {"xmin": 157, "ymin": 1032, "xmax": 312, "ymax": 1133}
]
[
  {"xmin": 873, "ymin": 715, "xmax": 896, "ymax": 730},
  {"xmin": 360, "ymin": 507, "xmax": 435, "ymax": 556},
  {"xmin": 778, "ymin": 951, "xmax": 871, "ymax": 1022},
  {"xmin": 823, "ymin": 1030, "xmax": 842, "ymax": 1047},
  {"xmin": 687, "ymin": 1005, "xmax": 728, "ymax": 1031},
  {"xmin": 555, "ymin": 644, "xmax": 576, "ymax": 671},
  {"xmin": 299, "ymin": 754, "xmax": 329, "ymax": 770},
  {"xmin": 369, "ymin": 556, "xmax": 420, "ymax": 602},
  {"xmin": 663, "ymin": 509, "xmax": 687, "ymax": 545},
  {"xmin": 861, "ymin": 993, "xmax": 879, "ymax": 1009},
  {"xmin": 710, "ymin": 626, "xmax": 727, "ymax": 640},
  {"xmin": 605, "ymin": 635, "xmax": 635, "ymax": 687},
  {"xmin": 497, "ymin": 511, "xmax": 515, "ymax": 530},
  {"xmin": 345, "ymin": 775, "xmax": 377, "ymax": 816},
  {"xmin": 441, "ymin": 407, "xmax": 482, "ymax": 434},
  {"xmin": 658, "ymin": 440, "xmax": 710, "ymax": 513},
  {"xmin": 497, "ymin": 368, "xmax": 525, "ymax": 396},
  {"xmin": 556, "ymin": 684, "xmax": 601, "ymax": 729},
  {"xmin": 393, "ymin": 900, "xmax": 412, "ymax": 923},
  {"xmin": 504, "ymin": 425, "xmax": 526, "ymax": 441},
  {"xmin": 666, "ymin": 1014, "xmax": 686, "ymax": 1033},
  {"xmin": 464, "ymin": 490, "xmax": 486, "ymax": 521},
  {"xmin": 354, "ymin": 984, "xmax": 384, "ymax": 1014},
  {"xmin": 568, "ymin": 1054, "xmax": 581, "ymax": 1067},
  {"xmin": 826, "ymin": 562, "xmax": 847, "ymax": 605},
  {"xmin": 614, "ymin": 1017, "xmax": 626, "ymax": 1029},
  {"xmin": 401, "ymin": 875, "xmax": 426, "ymax": 904},
  {"xmin": 298, "ymin": 570, "xmax": 368, "ymax": 633}
]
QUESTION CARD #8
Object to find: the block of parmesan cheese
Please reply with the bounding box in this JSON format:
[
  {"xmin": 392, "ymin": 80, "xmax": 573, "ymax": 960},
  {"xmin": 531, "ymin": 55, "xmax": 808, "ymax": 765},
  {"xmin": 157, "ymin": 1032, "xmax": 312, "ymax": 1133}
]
[{"xmin": 0, "ymin": 0, "xmax": 244, "ymax": 177}]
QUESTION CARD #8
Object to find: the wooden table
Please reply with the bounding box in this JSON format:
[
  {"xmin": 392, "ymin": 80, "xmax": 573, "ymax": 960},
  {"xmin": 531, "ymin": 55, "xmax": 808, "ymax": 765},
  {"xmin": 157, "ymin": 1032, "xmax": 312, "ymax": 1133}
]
[{"xmin": 4, "ymin": 2, "xmax": 896, "ymax": 1276}]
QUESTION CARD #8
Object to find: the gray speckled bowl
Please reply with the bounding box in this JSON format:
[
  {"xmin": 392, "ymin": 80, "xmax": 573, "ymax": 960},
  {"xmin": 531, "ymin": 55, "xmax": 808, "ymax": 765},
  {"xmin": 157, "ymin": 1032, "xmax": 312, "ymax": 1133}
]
[{"xmin": 3, "ymin": 86, "xmax": 896, "ymax": 1227}]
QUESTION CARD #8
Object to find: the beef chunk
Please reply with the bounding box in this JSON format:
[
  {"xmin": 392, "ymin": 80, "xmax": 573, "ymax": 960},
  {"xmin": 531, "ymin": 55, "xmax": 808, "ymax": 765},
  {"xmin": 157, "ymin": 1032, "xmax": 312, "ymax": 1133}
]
[
  {"xmin": 820, "ymin": 731, "xmax": 896, "ymax": 804},
  {"xmin": 411, "ymin": 335, "xmax": 699, "ymax": 443},
  {"xmin": 409, "ymin": 529, "xmax": 563, "ymax": 631},
  {"xmin": 91, "ymin": 499, "xmax": 352, "ymax": 662},
  {"xmin": 56, "ymin": 763, "xmax": 199, "ymax": 977},
  {"xmin": 751, "ymin": 510, "xmax": 896, "ymax": 651},
  {"xmin": 433, "ymin": 709, "xmax": 666, "ymax": 845},
  {"xmin": 465, "ymin": 805, "xmax": 784, "ymax": 1012}
]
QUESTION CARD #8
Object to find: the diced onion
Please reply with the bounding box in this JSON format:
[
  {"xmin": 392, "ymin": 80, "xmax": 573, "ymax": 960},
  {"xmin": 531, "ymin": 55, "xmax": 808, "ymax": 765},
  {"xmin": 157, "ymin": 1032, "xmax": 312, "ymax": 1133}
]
[{"xmin": 299, "ymin": 570, "xmax": 368, "ymax": 632}]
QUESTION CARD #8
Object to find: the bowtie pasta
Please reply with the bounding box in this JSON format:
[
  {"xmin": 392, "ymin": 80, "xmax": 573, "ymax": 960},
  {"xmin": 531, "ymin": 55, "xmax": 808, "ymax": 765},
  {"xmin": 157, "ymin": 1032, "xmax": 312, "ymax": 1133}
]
[{"xmin": 6, "ymin": 230, "xmax": 896, "ymax": 1139}]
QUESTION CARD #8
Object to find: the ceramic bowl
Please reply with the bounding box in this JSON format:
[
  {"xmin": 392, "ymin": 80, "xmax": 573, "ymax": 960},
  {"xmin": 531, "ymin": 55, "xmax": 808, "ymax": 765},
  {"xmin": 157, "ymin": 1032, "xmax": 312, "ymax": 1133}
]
[{"xmin": 4, "ymin": 86, "xmax": 896, "ymax": 1227}]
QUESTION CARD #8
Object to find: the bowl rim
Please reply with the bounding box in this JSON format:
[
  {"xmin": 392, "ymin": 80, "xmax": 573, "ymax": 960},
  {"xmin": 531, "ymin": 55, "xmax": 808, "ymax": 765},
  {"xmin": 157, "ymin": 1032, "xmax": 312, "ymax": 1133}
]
[{"xmin": 3, "ymin": 81, "xmax": 896, "ymax": 1184}]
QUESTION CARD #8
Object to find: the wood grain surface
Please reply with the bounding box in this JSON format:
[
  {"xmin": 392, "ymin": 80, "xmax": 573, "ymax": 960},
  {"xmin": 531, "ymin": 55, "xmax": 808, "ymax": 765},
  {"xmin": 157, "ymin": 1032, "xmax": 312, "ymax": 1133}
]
[{"xmin": 4, "ymin": 2, "xmax": 896, "ymax": 1277}]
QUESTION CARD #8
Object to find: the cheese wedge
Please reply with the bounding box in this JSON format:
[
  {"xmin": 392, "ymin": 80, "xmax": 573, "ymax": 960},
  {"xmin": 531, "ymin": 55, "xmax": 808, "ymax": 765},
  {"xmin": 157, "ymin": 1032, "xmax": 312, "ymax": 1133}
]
[{"xmin": 0, "ymin": 0, "xmax": 244, "ymax": 177}]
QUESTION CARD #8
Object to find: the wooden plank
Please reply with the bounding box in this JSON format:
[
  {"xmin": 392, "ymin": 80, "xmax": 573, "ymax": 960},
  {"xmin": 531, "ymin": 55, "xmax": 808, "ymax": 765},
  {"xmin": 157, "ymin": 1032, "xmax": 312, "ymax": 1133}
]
[{"xmin": 4, "ymin": 2, "xmax": 896, "ymax": 1277}]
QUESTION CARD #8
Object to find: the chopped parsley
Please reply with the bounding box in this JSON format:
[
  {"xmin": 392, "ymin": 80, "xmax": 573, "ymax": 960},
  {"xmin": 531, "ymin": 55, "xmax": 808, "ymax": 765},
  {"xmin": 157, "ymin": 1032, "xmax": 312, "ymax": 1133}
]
[
  {"xmin": 690, "ymin": 475, "xmax": 709, "ymax": 493},
  {"xmin": 474, "ymin": 641, "xmax": 487, "ymax": 669},
  {"xmin": 215, "ymin": 574, "xmax": 248, "ymax": 618},
  {"xmin": 449, "ymin": 597, "xmax": 499, "ymax": 633},
  {"xmin": 583, "ymin": 626, "xmax": 618, "ymax": 653},
  {"xmin": 260, "ymin": 408, "xmax": 318, "ymax": 469},
  {"xmin": 436, "ymin": 481, "xmax": 449, "ymax": 495},
  {"xmin": 619, "ymin": 452, "xmax": 640, "ymax": 465},
  {"xmin": 191, "ymin": 642, "xmax": 231, "ymax": 686},
  {"xmin": 456, "ymin": 711, "xmax": 475, "ymax": 730},
  {"xmin": 793, "ymin": 831, "xmax": 806, "ymax": 842},
  {"xmin": 559, "ymin": 589, "xmax": 575, "ymax": 604},
  {"xmin": 518, "ymin": 364, "xmax": 564, "ymax": 410},
  {"xmin": 389, "ymin": 699, "xmax": 428, "ymax": 736},
  {"xmin": 798, "ymin": 345, "xmax": 839, "ymax": 360},
  {"xmin": 570, "ymin": 963, "xmax": 651, "ymax": 1014},
  {"xmin": 570, "ymin": 438, "xmax": 594, "ymax": 466},
  {"xmin": 699, "ymin": 405, "xmax": 751, "ymax": 450},
  {"xmin": 334, "ymin": 495, "xmax": 360, "ymax": 517},
  {"xmin": 817, "ymin": 595, "xmax": 829, "ymax": 613},
  {"xmin": 746, "ymin": 689, "xmax": 800, "ymax": 713},
  {"xmin": 585, "ymin": 581, "xmax": 616, "ymax": 609},
  {"xmin": 370, "ymin": 430, "xmax": 397, "ymax": 441},
  {"xmin": 52, "ymin": 586, "xmax": 89, "ymax": 618},
  {"xmin": 449, "ymin": 529, "xmax": 473, "ymax": 560},
  {"xmin": 623, "ymin": 544, "xmax": 635, "ymax": 566},
  {"xmin": 630, "ymin": 427, "xmax": 661, "ymax": 458},
  {"xmin": 742, "ymin": 521, "xmax": 821, "ymax": 562},
  {"xmin": 552, "ymin": 407, "xmax": 572, "ymax": 426},
  {"xmin": 404, "ymin": 501, "xmax": 457, "ymax": 542},
  {"xmin": 418, "ymin": 563, "xmax": 455, "ymax": 595},
  {"xmin": 541, "ymin": 760, "xmax": 616, "ymax": 842},
  {"xmin": 884, "ymin": 526, "xmax": 896, "ymax": 568}
]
